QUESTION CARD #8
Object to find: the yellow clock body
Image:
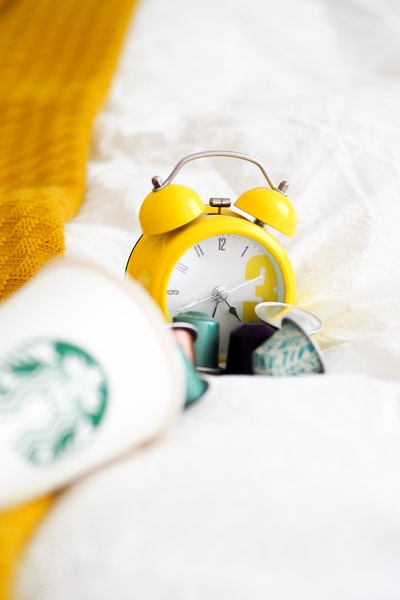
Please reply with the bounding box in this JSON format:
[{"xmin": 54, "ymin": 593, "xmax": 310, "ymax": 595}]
[
  {"xmin": 126, "ymin": 208, "xmax": 296, "ymax": 360},
  {"xmin": 125, "ymin": 151, "xmax": 297, "ymax": 362}
]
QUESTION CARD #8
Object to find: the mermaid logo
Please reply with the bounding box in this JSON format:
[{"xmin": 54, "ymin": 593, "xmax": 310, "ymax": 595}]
[{"xmin": 0, "ymin": 339, "xmax": 108, "ymax": 466}]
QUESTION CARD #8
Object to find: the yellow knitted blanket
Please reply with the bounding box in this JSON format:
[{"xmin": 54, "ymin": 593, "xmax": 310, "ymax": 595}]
[{"xmin": 0, "ymin": 0, "xmax": 137, "ymax": 597}]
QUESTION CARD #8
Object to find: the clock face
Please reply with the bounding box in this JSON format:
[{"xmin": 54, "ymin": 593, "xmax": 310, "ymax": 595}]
[{"xmin": 165, "ymin": 233, "xmax": 286, "ymax": 360}]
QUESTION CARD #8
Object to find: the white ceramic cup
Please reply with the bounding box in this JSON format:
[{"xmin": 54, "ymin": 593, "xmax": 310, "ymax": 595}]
[{"xmin": 0, "ymin": 257, "xmax": 185, "ymax": 509}]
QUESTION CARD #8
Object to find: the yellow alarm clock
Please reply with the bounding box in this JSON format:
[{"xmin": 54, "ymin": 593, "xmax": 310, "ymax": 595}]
[{"xmin": 126, "ymin": 150, "xmax": 297, "ymax": 362}]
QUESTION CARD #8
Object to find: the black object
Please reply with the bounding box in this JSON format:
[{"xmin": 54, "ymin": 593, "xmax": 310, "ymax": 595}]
[{"xmin": 225, "ymin": 322, "xmax": 278, "ymax": 375}]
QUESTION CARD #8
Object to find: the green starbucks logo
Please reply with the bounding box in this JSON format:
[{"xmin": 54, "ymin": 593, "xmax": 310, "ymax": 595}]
[{"xmin": 0, "ymin": 339, "xmax": 108, "ymax": 466}]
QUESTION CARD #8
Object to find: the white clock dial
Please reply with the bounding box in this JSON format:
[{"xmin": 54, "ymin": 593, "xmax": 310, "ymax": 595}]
[{"xmin": 166, "ymin": 233, "xmax": 285, "ymax": 359}]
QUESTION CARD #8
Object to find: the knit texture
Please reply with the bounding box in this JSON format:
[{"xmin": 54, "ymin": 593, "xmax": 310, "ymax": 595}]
[
  {"xmin": 0, "ymin": 0, "xmax": 137, "ymax": 597},
  {"xmin": 0, "ymin": 497, "xmax": 55, "ymax": 600},
  {"xmin": 0, "ymin": 0, "xmax": 137, "ymax": 299}
]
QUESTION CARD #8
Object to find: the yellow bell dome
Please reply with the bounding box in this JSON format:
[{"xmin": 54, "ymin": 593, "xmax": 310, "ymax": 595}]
[
  {"xmin": 235, "ymin": 187, "xmax": 296, "ymax": 237},
  {"xmin": 139, "ymin": 183, "xmax": 205, "ymax": 235}
]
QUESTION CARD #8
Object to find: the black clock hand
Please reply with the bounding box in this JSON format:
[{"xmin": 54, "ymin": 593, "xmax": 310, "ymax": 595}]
[
  {"xmin": 224, "ymin": 299, "xmax": 241, "ymax": 322},
  {"xmin": 211, "ymin": 287, "xmax": 241, "ymax": 321},
  {"xmin": 211, "ymin": 300, "xmax": 219, "ymax": 318}
]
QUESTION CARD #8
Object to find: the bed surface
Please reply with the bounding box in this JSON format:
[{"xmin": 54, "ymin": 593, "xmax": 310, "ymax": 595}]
[{"xmin": 14, "ymin": 0, "xmax": 400, "ymax": 597}]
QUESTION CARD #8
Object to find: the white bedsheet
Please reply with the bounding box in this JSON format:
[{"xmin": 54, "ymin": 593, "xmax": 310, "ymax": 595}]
[{"xmin": 15, "ymin": 0, "xmax": 400, "ymax": 597}]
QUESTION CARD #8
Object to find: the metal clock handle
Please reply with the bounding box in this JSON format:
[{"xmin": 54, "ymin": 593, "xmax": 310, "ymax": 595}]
[{"xmin": 151, "ymin": 150, "xmax": 288, "ymax": 193}]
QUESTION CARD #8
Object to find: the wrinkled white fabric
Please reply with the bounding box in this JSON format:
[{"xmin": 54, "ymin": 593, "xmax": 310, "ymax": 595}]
[{"xmin": 15, "ymin": 0, "xmax": 400, "ymax": 597}]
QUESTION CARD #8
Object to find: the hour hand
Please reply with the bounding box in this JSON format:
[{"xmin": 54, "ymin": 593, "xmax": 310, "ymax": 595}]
[
  {"xmin": 225, "ymin": 300, "xmax": 241, "ymax": 322},
  {"xmin": 212, "ymin": 286, "xmax": 241, "ymax": 322},
  {"xmin": 211, "ymin": 293, "xmax": 241, "ymax": 322}
]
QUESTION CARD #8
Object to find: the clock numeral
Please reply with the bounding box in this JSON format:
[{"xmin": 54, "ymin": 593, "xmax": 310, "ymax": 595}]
[
  {"xmin": 240, "ymin": 245, "xmax": 249, "ymax": 258},
  {"xmin": 242, "ymin": 255, "xmax": 278, "ymax": 322},
  {"xmin": 218, "ymin": 237, "xmax": 226, "ymax": 251},
  {"xmin": 242, "ymin": 301, "xmax": 259, "ymax": 323},
  {"xmin": 175, "ymin": 262, "xmax": 188, "ymax": 274},
  {"xmin": 167, "ymin": 289, "xmax": 180, "ymax": 295},
  {"xmin": 194, "ymin": 244, "xmax": 204, "ymax": 257}
]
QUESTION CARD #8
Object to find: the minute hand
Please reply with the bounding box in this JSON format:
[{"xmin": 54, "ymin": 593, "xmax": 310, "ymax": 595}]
[
  {"xmin": 176, "ymin": 275, "xmax": 263, "ymax": 313},
  {"xmin": 226, "ymin": 275, "xmax": 263, "ymax": 294},
  {"xmin": 176, "ymin": 292, "xmax": 219, "ymax": 312}
]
